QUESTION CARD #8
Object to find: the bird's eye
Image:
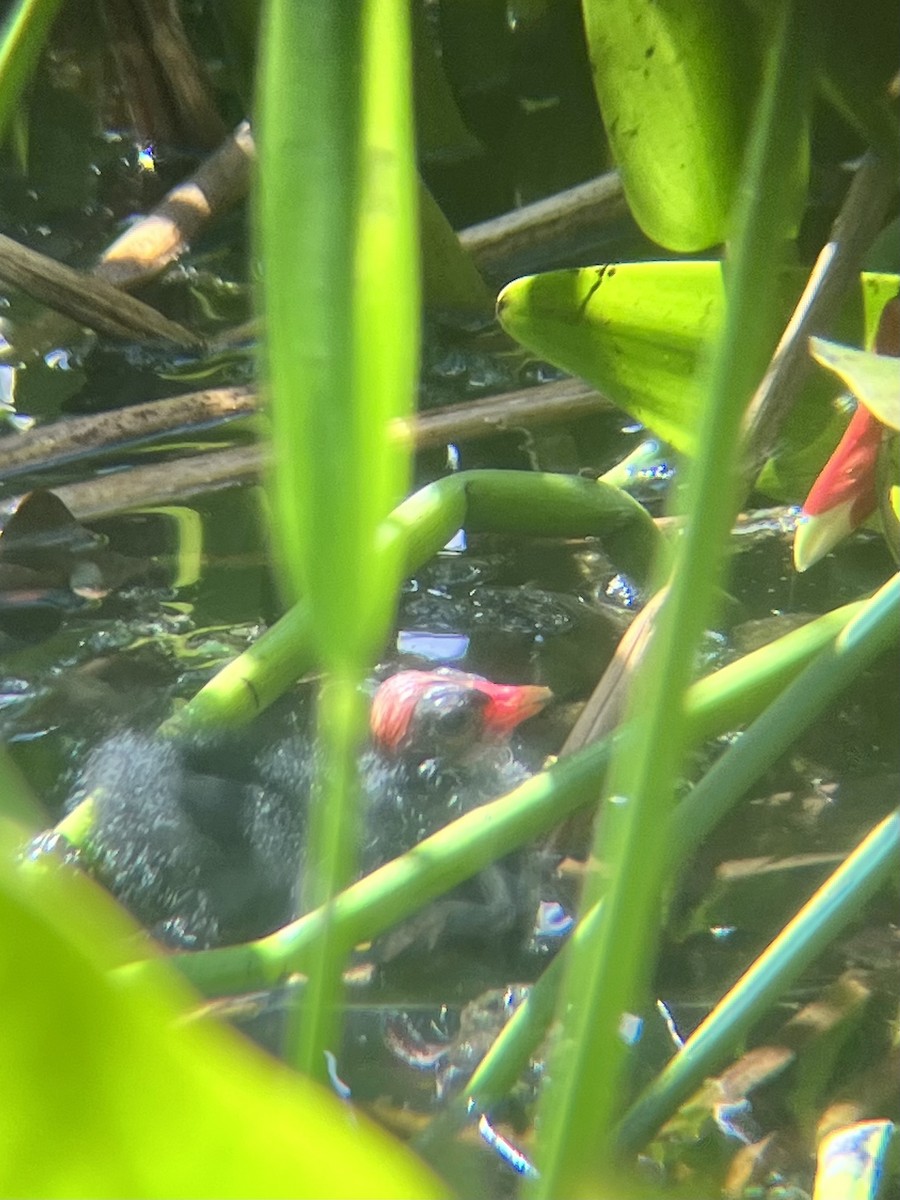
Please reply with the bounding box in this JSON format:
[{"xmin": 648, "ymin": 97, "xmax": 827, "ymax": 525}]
[
  {"xmin": 405, "ymin": 685, "xmax": 490, "ymax": 757},
  {"xmin": 434, "ymin": 706, "xmax": 475, "ymax": 737}
]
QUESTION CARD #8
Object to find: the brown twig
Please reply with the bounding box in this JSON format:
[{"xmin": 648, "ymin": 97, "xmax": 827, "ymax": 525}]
[
  {"xmin": 409, "ymin": 376, "xmax": 612, "ymax": 449},
  {"xmin": 1, "ymin": 122, "xmax": 254, "ymax": 359},
  {"xmin": 0, "ymin": 375, "xmax": 613, "ymax": 482},
  {"xmin": 460, "ymin": 171, "xmax": 629, "ymax": 282},
  {"xmin": 99, "ymin": 0, "xmax": 226, "ymax": 150},
  {"xmin": 0, "ymin": 385, "xmax": 257, "ymax": 480},
  {"xmin": 0, "ymin": 232, "xmax": 203, "ymax": 350},
  {"xmin": 48, "ymin": 443, "xmax": 264, "ymax": 521}
]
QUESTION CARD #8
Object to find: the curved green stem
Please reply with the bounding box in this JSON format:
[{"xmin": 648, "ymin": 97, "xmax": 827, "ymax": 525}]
[{"xmin": 157, "ymin": 469, "xmax": 657, "ymax": 739}]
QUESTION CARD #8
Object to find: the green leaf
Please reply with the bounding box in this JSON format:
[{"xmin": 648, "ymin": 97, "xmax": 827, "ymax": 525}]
[
  {"xmin": 580, "ymin": 0, "xmax": 756, "ymax": 251},
  {"xmin": 256, "ymin": 0, "xmax": 418, "ymax": 671},
  {"xmin": 498, "ymin": 264, "xmax": 900, "ymax": 497},
  {"xmin": 498, "ymin": 261, "xmax": 720, "ymax": 453},
  {"xmin": 419, "ymin": 178, "xmax": 494, "ymax": 318},
  {"xmin": 0, "ymin": 824, "xmax": 446, "ymax": 1199},
  {"xmin": 497, "ymin": 260, "xmax": 811, "ymax": 455},
  {"xmin": 255, "ymin": 0, "xmax": 420, "ymax": 1078},
  {"xmin": 809, "ymin": 336, "xmax": 900, "ymax": 431}
]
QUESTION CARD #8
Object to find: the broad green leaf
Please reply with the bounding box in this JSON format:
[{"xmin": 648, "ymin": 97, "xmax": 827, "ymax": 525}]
[
  {"xmin": 809, "ymin": 336, "xmax": 900, "ymax": 431},
  {"xmin": 498, "ymin": 261, "xmax": 723, "ymax": 453},
  {"xmin": 0, "ymin": 824, "xmax": 446, "ymax": 1199},
  {"xmin": 498, "ymin": 263, "xmax": 900, "ymax": 497},
  {"xmin": 256, "ymin": 1, "xmax": 418, "ymax": 671},
  {"xmin": 497, "ymin": 260, "xmax": 805, "ymax": 454},
  {"xmin": 580, "ymin": 0, "xmax": 756, "ymax": 251},
  {"xmin": 419, "ymin": 178, "xmax": 494, "ymax": 318}
]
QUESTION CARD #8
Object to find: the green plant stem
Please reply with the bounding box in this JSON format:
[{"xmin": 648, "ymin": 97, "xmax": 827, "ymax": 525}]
[
  {"xmin": 416, "ymin": 573, "xmax": 899, "ymax": 1151},
  {"xmin": 114, "ymin": 595, "xmax": 865, "ymax": 998},
  {"xmin": 287, "ymin": 674, "xmax": 367, "ymax": 1078},
  {"xmin": 616, "ymin": 806, "xmax": 900, "ymax": 1157},
  {"xmin": 531, "ymin": 5, "xmax": 817, "ymax": 1191},
  {"xmin": 670, "ymin": 571, "xmax": 900, "ymax": 848},
  {"xmin": 0, "ymin": 747, "xmax": 46, "ymax": 832}
]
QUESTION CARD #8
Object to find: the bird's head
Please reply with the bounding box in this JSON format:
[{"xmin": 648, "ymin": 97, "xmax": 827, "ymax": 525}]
[{"xmin": 369, "ymin": 669, "xmax": 553, "ymax": 761}]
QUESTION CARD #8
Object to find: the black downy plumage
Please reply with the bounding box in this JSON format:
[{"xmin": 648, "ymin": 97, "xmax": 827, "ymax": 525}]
[{"xmin": 67, "ymin": 670, "xmax": 552, "ymax": 952}]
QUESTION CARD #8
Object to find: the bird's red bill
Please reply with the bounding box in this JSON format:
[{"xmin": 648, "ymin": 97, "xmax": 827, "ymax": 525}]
[{"xmin": 475, "ymin": 680, "xmax": 554, "ymax": 738}]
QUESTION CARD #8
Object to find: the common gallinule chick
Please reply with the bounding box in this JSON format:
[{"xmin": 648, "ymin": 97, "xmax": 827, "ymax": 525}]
[{"xmin": 66, "ymin": 669, "xmax": 552, "ymax": 951}]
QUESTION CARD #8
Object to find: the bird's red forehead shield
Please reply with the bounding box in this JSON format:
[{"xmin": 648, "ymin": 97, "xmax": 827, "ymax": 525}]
[{"xmin": 369, "ymin": 669, "xmax": 552, "ymax": 752}]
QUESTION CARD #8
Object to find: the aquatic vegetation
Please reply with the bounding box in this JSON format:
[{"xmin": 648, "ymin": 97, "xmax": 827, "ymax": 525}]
[{"xmin": 0, "ymin": 1, "xmax": 897, "ymax": 1197}]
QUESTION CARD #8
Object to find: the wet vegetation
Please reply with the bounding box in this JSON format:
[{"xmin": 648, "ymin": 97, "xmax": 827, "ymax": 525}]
[{"xmin": 0, "ymin": 1, "xmax": 898, "ymax": 1197}]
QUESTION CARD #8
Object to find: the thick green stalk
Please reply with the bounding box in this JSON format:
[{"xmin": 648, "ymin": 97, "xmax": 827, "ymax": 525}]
[
  {"xmin": 288, "ymin": 675, "xmax": 368, "ymax": 1077},
  {"xmin": 670, "ymin": 572, "xmax": 900, "ymax": 852},
  {"xmin": 531, "ymin": 6, "xmax": 817, "ymax": 1192},
  {"xmin": 0, "ymin": 748, "xmax": 46, "ymax": 832},
  {"xmin": 255, "ymin": 0, "xmax": 419, "ymax": 1080}
]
